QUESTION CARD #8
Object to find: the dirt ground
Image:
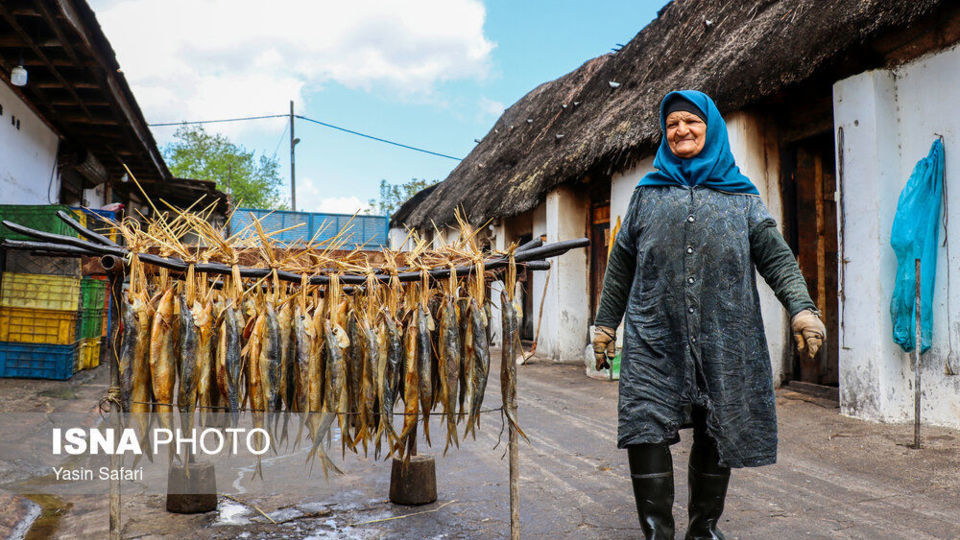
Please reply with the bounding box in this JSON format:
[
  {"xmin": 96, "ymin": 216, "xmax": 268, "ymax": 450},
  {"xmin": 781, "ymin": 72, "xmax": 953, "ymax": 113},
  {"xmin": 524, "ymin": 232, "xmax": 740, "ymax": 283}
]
[{"xmin": 1, "ymin": 352, "xmax": 959, "ymax": 539}]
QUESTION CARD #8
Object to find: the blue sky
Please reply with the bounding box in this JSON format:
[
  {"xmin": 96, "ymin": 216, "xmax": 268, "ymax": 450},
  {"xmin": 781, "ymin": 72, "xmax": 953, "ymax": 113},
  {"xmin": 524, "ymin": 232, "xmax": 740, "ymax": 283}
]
[{"xmin": 93, "ymin": 0, "xmax": 667, "ymax": 214}]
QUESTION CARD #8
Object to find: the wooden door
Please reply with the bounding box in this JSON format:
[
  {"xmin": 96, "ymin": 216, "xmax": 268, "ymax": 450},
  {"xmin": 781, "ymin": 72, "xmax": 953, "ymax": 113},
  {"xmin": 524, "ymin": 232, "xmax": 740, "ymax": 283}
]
[
  {"xmin": 517, "ymin": 234, "xmax": 534, "ymax": 341},
  {"xmin": 590, "ymin": 204, "xmax": 610, "ymax": 317},
  {"xmin": 786, "ymin": 135, "xmax": 839, "ymax": 385}
]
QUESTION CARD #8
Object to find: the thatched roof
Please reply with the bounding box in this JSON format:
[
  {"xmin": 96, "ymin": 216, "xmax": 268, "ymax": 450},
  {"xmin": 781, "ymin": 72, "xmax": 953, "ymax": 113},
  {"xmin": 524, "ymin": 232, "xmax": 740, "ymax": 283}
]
[
  {"xmin": 391, "ymin": 183, "xmax": 439, "ymax": 227},
  {"xmin": 396, "ymin": 0, "xmax": 949, "ymax": 229}
]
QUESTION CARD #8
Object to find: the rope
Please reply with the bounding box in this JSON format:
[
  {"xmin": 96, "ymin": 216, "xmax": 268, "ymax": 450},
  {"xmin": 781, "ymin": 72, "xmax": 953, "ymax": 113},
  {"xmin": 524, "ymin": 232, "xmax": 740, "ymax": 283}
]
[{"xmin": 99, "ymin": 386, "xmax": 123, "ymax": 417}]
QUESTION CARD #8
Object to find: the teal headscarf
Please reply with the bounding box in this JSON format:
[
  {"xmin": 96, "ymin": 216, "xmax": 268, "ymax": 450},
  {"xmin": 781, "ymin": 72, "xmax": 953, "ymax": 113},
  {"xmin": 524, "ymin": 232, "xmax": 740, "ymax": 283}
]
[{"xmin": 638, "ymin": 90, "xmax": 759, "ymax": 195}]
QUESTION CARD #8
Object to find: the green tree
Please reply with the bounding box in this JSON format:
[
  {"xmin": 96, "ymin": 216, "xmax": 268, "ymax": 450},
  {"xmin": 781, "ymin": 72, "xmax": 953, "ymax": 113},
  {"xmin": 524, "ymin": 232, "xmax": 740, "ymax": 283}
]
[
  {"xmin": 164, "ymin": 124, "xmax": 287, "ymax": 210},
  {"xmin": 367, "ymin": 178, "xmax": 439, "ymax": 216}
]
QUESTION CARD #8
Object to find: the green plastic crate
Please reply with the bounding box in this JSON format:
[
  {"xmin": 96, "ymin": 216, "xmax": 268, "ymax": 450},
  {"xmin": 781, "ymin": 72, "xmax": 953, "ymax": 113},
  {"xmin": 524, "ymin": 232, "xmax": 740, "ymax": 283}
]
[
  {"xmin": 80, "ymin": 278, "xmax": 107, "ymax": 311},
  {"xmin": 77, "ymin": 308, "xmax": 105, "ymax": 340},
  {"xmin": 0, "ymin": 205, "xmax": 84, "ymax": 241}
]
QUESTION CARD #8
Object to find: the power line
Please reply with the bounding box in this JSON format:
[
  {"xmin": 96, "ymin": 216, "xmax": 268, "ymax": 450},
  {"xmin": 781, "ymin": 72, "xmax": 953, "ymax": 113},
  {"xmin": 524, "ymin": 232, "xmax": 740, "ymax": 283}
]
[
  {"xmin": 147, "ymin": 112, "xmax": 463, "ymax": 161},
  {"xmin": 148, "ymin": 114, "xmax": 288, "ymax": 127},
  {"xmin": 271, "ymin": 122, "xmax": 289, "ymax": 159},
  {"xmin": 295, "ymin": 114, "xmax": 462, "ymax": 161}
]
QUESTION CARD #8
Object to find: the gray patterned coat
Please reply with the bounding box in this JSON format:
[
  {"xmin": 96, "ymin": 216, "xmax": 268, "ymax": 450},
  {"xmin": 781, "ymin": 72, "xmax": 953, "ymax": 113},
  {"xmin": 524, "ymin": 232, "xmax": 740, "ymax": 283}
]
[{"xmin": 595, "ymin": 185, "xmax": 815, "ymax": 468}]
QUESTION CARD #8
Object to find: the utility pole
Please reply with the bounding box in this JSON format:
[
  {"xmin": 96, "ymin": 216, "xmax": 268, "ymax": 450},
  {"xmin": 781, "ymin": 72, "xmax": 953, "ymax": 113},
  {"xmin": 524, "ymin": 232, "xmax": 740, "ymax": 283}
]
[{"xmin": 289, "ymin": 100, "xmax": 298, "ymax": 211}]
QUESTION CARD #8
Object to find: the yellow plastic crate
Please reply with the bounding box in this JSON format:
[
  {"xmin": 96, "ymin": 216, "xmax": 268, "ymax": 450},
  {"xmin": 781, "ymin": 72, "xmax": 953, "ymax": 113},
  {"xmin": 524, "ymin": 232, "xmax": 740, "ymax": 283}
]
[
  {"xmin": 76, "ymin": 338, "xmax": 100, "ymax": 371},
  {"xmin": 0, "ymin": 307, "xmax": 76, "ymax": 345},
  {"xmin": 0, "ymin": 273, "xmax": 81, "ymax": 311}
]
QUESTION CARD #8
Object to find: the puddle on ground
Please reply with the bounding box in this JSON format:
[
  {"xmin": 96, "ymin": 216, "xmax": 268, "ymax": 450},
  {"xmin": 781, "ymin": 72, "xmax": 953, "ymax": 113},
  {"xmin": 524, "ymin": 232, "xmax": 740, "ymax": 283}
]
[
  {"xmin": 215, "ymin": 500, "xmax": 253, "ymax": 526},
  {"xmin": 23, "ymin": 494, "xmax": 68, "ymax": 540},
  {"xmin": 266, "ymin": 506, "xmax": 304, "ymax": 522}
]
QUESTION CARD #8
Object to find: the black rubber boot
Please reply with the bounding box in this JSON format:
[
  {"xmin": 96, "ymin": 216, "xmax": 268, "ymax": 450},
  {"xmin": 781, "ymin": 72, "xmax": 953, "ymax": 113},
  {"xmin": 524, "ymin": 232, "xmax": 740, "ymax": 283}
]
[
  {"xmin": 628, "ymin": 443, "xmax": 676, "ymax": 540},
  {"xmin": 685, "ymin": 421, "xmax": 730, "ymax": 540}
]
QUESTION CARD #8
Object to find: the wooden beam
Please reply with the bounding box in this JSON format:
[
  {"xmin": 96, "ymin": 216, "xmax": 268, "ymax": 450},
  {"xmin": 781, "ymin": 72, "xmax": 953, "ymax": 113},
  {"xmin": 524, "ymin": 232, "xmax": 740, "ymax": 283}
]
[
  {"xmin": 61, "ymin": 113, "xmax": 121, "ymax": 126},
  {"xmin": 51, "ymin": 99, "xmax": 110, "ymax": 107},
  {"xmin": 0, "ymin": 35, "xmax": 28, "ymax": 47},
  {"xmin": 54, "ymin": 0, "xmax": 169, "ymax": 180},
  {"xmin": 10, "ymin": 7, "xmax": 41, "ymax": 17}
]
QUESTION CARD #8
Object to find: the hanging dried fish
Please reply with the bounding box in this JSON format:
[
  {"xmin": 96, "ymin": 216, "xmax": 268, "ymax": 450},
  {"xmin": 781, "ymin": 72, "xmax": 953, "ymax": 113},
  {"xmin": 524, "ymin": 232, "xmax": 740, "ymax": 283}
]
[
  {"xmin": 464, "ymin": 298, "xmax": 491, "ymax": 439},
  {"xmin": 379, "ymin": 309, "xmax": 403, "ymax": 457},
  {"xmin": 438, "ymin": 293, "xmax": 461, "ymax": 453},
  {"xmin": 149, "ymin": 287, "xmax": 177, "ymax": 462},
  {"xmin": 396, "ymin": 308, "xmax": 420, "ymax": 460},
  {"xmin": 130, "ymin": 293, "xmax": 154, "ymax": 465},
  {"xmin": 193, "ymin": 296, "xmax": 216, "ymax": 428},
  {"xmin": 216, "ymin": 301, "xmax": 244, "ymax": 427},
  {"xmin": 277, "ymin": 301, "xmax": 294, "ymax": 445},
  {"xmin": 118, "ymin": 300, "xmax": 137, "ymax": 413},
  {"xmin": 500, "ymin": 256, "xmax": 528, "ymax": 442},
  {"xmin": 177, "ymin": 294, "xmax": 199, "ymax": 437},
  {"xmin": 260, "ymin": 303, "xmax": 282, "ymax": 450},
  {"xmin": 246, "ymin": 304, "xmax": 267, "ymax": 479}
]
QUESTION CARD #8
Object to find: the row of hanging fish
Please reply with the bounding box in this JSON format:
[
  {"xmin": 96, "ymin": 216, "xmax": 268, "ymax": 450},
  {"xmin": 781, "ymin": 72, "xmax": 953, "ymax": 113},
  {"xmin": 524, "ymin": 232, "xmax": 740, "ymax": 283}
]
[
  {"xmin": 107, "ymin": 200, "xmax": 525, "ymax": 478},
  {"xmin": 115, "ymin": 262, "xmax": 521, "ymax": 478}
]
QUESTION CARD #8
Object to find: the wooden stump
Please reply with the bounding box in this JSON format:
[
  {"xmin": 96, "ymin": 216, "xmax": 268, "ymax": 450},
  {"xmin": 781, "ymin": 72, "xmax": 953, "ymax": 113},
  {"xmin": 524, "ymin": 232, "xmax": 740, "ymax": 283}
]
[
  {"xmin": 389, "ymin": 455, "xmax": 437, "ymax": 506},
  {"xmin": 166, "ymin": 462, "xmax": 217, "ymax": 514}
]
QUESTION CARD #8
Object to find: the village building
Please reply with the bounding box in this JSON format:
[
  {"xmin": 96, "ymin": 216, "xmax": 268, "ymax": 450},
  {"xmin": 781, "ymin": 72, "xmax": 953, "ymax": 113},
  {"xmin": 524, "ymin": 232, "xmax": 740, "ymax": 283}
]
[
  {"xmin": 390, "ymin": 0, "xmax": 960, "ymax": 430},
  {"xmin": 0, "ymin": 0, "xmax": 226, "ymax": 217}
]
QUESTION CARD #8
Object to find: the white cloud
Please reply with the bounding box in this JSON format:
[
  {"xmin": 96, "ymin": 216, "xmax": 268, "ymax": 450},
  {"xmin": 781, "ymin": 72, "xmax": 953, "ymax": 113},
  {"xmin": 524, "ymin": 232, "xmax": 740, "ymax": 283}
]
[
  {"xmin": 478, "ymin": 97, "xmax": 505, "ymax": 120},
  {"xmin": 311, "ymin": 196, "xmax": 373, "ymax": 215},
  {"xmin": 91, "ymin": 0, "xmax": 495, "ymax": 136},
  {"xmin": 296, "ymin": 178, "xmax": 372, "ymax": 214}
]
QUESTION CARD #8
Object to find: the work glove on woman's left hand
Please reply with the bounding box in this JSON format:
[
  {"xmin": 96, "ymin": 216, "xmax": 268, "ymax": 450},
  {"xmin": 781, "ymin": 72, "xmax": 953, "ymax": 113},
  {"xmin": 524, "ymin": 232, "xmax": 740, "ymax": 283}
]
[
  {"xmin": 592, "ymin": 326, "xmax": 617, "ymax": 371},
  {"xmin": 791, "ymin": 310, "xmax": 826, "ymax": 359}
]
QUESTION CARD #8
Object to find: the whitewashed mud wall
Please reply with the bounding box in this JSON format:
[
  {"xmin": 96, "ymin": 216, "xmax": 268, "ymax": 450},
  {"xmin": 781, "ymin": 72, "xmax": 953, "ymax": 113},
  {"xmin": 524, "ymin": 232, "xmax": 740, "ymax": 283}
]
[
  {"xmin": 0, "ymin": 81, "xmax": 59, "ymax": 204},
  {"xmin": 834, "ymin": 43, "xmax": 960, "ymax": 429}
]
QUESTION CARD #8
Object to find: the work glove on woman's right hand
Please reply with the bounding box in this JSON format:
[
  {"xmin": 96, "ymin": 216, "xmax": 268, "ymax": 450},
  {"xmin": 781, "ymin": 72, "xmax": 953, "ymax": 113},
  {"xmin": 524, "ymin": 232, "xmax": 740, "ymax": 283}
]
[
  {"xmin": 791, "ymin": 310, "xmax": 826, "ymax": 359},
  {"xmin": 592, "ymin": 325, "xmax": 617, "ymax": 371}
]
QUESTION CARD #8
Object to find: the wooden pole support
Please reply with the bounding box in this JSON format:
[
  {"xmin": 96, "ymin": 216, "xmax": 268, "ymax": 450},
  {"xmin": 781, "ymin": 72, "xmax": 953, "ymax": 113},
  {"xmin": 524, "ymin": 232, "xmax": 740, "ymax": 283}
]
[
  {"xmin": 509, "ymin": 397, "xmax": 519, "ymax": 539},
  {"xmin": 913, "ymin": 258, "xmax": 922, "ymax": 449},
  {"xmin": 105, "ymin": 257, "xmax": 124, "ymax": 540}
]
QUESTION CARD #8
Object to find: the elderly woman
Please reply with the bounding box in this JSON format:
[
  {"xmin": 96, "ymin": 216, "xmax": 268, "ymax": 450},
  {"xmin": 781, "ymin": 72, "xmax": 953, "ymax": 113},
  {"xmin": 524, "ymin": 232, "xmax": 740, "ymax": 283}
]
[{"xmin": 592, "ymin": 90, "xmax": 826, "ymax": 540}]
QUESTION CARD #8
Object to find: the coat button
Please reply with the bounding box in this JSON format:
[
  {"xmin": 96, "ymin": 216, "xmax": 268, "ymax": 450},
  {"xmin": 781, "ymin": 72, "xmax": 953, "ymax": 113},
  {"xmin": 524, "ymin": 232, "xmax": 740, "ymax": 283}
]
[
  {"xmin": 691, "ymin": 336, "xmax": 697, "ymax": 343},
  {"xmin": 687, "ymin": 276, "xmax": 695, "ymax": 284},
  {"xmin": 686, "ymin": 246, "xmax": 693, "ymax": 254},
  {"xmin": 687, "ymin": 215, "xmax": 695, "ymax": 223},
  {"xmin": 688, "ymin": 307, "xmax": 694, "ymax": 313}
]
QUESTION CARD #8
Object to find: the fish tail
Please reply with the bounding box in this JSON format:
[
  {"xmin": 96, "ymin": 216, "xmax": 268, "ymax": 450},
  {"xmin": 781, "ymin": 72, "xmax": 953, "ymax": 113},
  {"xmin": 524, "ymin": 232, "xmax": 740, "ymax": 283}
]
[
  {"xmin": 292, "ymin": 413, "xmax": 306, "ymax": 451},
  {"xmin": 449, "ymin": 415, "xmax": 460, "ymax": 449},
  {"xmin": 422, "ymin": 412, "xmax": 431, "ymax": 446},
  {"xmin": 280, "ymin": 412, "xmax": 291, "ymax": 448},
  {"xmin": 305, "ymin": 423, "xmax": 325, "ymax": 466}
]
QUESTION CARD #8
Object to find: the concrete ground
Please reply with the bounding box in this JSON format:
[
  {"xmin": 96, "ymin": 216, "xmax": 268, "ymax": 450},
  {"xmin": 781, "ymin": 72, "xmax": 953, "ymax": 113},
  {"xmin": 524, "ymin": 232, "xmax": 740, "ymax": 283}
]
[{"xmin": 2, "ymin": 352, "xmax": 959, "ymax": 539}]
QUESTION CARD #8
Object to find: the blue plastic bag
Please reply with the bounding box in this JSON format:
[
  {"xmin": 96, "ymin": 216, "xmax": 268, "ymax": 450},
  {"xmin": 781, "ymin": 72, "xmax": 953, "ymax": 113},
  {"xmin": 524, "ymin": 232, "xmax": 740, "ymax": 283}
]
[{"xmin": 890, "ymin": 139, "xmax": 945, "ymax": 353}]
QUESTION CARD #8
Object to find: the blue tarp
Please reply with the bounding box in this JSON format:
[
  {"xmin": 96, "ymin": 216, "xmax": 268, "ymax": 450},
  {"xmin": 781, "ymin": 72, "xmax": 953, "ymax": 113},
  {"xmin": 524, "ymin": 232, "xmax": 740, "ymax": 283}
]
[
  {"xmin": 229, "ymin": 208, "xmax": 389, "ymax": 250},
  {"xmin": 890, "ymin": 139, "xmax": 945, "ymax": 353}
]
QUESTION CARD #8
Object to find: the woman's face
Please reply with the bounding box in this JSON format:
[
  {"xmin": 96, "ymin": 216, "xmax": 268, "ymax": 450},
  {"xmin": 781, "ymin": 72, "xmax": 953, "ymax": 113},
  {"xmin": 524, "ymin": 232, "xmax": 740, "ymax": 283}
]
[{"xmin": 665, "ymin": 111, "xmax": 706, "ymax": 159}]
